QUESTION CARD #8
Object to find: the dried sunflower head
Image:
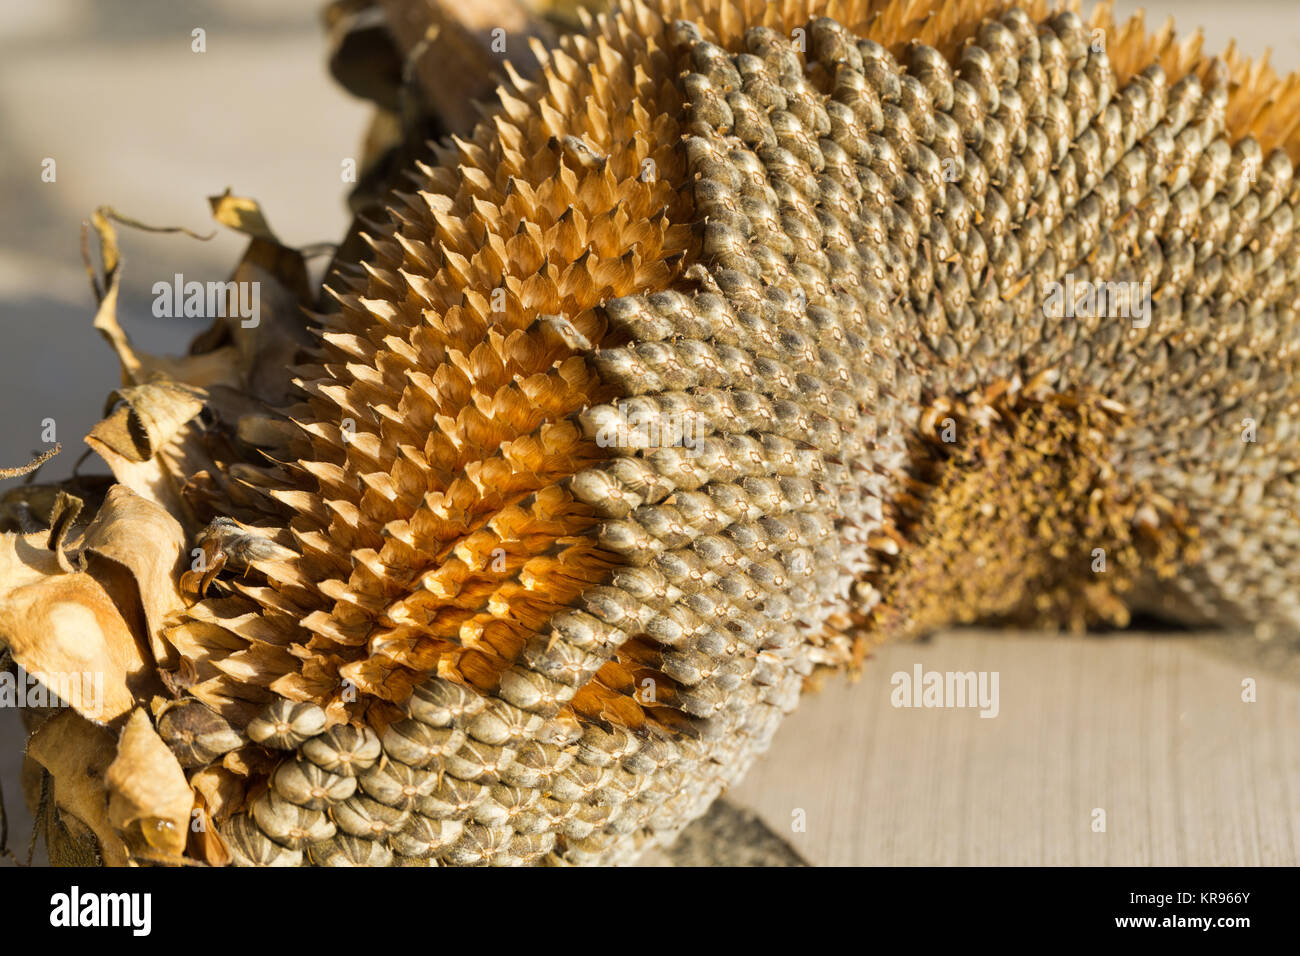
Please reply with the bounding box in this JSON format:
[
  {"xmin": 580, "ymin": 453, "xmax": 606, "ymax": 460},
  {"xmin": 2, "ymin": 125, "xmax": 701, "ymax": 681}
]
[{"xmin": 7, "ymin": 0, "xmax": 1300, "ymax": 866}]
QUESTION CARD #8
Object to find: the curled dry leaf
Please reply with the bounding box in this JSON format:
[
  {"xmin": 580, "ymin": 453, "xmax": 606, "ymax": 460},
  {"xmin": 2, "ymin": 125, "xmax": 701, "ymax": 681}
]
[
  {"xmin": 87, "ymin": 381, "xmax": 206, "ymax": 464},
  {"xmin": 45, "ymin": 490, "xmax": 81, "ymax": 574},
  {"xmin": 207, "ymin": 190, "xmax": 281, "ymax": 243},
  {"xmin": 185, "ymin": 789, "xmax": 231, "ymax": 867},
  {"xmin": 78, "ymin": 442, "xmax": 189, "ymax": 526},
  {"xmin": 24, "ymin": 710, "xmax": 130, "ymax": 866},
  {"xmin": 326, "ymin": 0, "xmax": 403, "ymax": 110},
  {"xmin": 85, "ymin": 209, "xmax": 239, "ymax": 392},
  {"xmin": 188, "ymin": 764, "xmax": 246, "ymax": 823},
  {"xmin": 185, "ymin": 764, "xmax": 239, "ymax": 864},
  {"xmin": 80, "ymin": 213, "xmax": 228, "ymax": 519},
  {"xmin": 0, "ymin": 474, "xmax": 115, "ymax": 535},
  {"xmin": 78, "ymin": 484, "xmax": 187, "ymax": 670},
  {"xmin": 82, "ymin": 200, "xmax": 317, "ymax": 504},
  {"xmin": 106, "ymin": 709, "xmax": 195, "ymax": 860},
  {"xmin": 83, "ymin": 379, "xmax": 210, "ymax": 522},
  {"xmin": 0, "ymin": 528, "xmax": 149, "ymax": 723},
  {"xmin": 201, "ymin": 190, "xmax": 317, "ymax": 407}
]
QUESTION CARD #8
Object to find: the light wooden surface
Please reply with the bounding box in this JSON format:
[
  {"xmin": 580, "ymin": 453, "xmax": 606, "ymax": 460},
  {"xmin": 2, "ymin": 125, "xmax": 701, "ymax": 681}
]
[{"xmin": 724, "ymin": 631, "xmax": 1300, "ymax": 866}]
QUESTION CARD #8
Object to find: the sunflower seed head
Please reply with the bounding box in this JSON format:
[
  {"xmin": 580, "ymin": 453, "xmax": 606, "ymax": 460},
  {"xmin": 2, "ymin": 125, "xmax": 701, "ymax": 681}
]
[{"xmin": 170, "ymin": 0, "xmax": 1300, "ymax": 867}]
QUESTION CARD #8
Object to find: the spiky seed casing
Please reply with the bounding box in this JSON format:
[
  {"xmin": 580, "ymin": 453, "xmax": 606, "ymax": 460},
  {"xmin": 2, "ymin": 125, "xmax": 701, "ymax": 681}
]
[{"xmin": 172, "ymin": 0, "xmax": 1300, "ymax": 866}]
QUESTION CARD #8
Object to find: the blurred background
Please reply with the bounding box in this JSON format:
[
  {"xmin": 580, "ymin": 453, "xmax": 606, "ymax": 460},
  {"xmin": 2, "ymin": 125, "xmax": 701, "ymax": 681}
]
[{"xmin": 1, "ymin": 0, "xmax": 1297, "ymax": 865}]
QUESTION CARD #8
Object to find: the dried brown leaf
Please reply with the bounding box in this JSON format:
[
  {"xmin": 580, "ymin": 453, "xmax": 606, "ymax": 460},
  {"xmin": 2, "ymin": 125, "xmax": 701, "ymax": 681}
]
[
  {"xmin": 78, "ymin": 484, "xmax": 187, "ymax": 670},
  {"xmin": 0, "ymin": 474, "xmax": 115, "ymax": 535},
  {"xmin": 186, "ymin": 790, "xmax": 230, "ymax": 867},
  {"xmin": 24, "ymin": 710, "xmax": 130, "ymax": 866},
  {"xmin": 208, "ymin": 189, "xmax": 280, "ymax": 243},
  {"xmin": 226, "ymin": 238, "xmax": 315, "ymax": 406},
  {"xmin": 78, "ymin": 442, "xmax": 183, "ymax": 521},
  {"xmin": 106, "ymin": 709, "xmax": 194, "ymax": 859},
  {"xmin": 85, "ymin": 209, "xmax": 233, "ymax": 390},
  {"xmin": 87, "ymin": 381, "xmax": 206, "ymax": 464},
  {"xmin": 0, "ymin": 529, "xmax": 149, "ymax": 722},
  {"xmin": 188, "ymin": 765, "xmax": 245, "ymax": 822}
]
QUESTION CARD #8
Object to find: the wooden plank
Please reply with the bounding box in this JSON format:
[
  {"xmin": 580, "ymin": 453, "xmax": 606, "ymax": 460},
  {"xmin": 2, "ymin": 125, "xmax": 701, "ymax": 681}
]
[{"xmin": 726, "ymin": 631, "xmax": 1300, "ymax": 866}]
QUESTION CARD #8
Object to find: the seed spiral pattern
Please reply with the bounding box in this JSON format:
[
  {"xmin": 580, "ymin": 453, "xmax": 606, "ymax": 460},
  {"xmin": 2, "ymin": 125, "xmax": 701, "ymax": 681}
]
[{"xmin": 156, "ymin": 0, "xmax": 1300, "ymax": 865}]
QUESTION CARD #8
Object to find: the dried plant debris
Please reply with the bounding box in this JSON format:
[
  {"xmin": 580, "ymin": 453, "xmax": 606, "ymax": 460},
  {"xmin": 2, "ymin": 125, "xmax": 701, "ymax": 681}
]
[
  {"xmin": 0, "ymin": 445, "xmax": 63, "ymax": 481},
  {"xmin": 4, "ymin": 0, "xmax": 1300, "ymax": 866},
  {"xmin": 24, "ymin": 713, "xmax": 126, "ymax": 866}
]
